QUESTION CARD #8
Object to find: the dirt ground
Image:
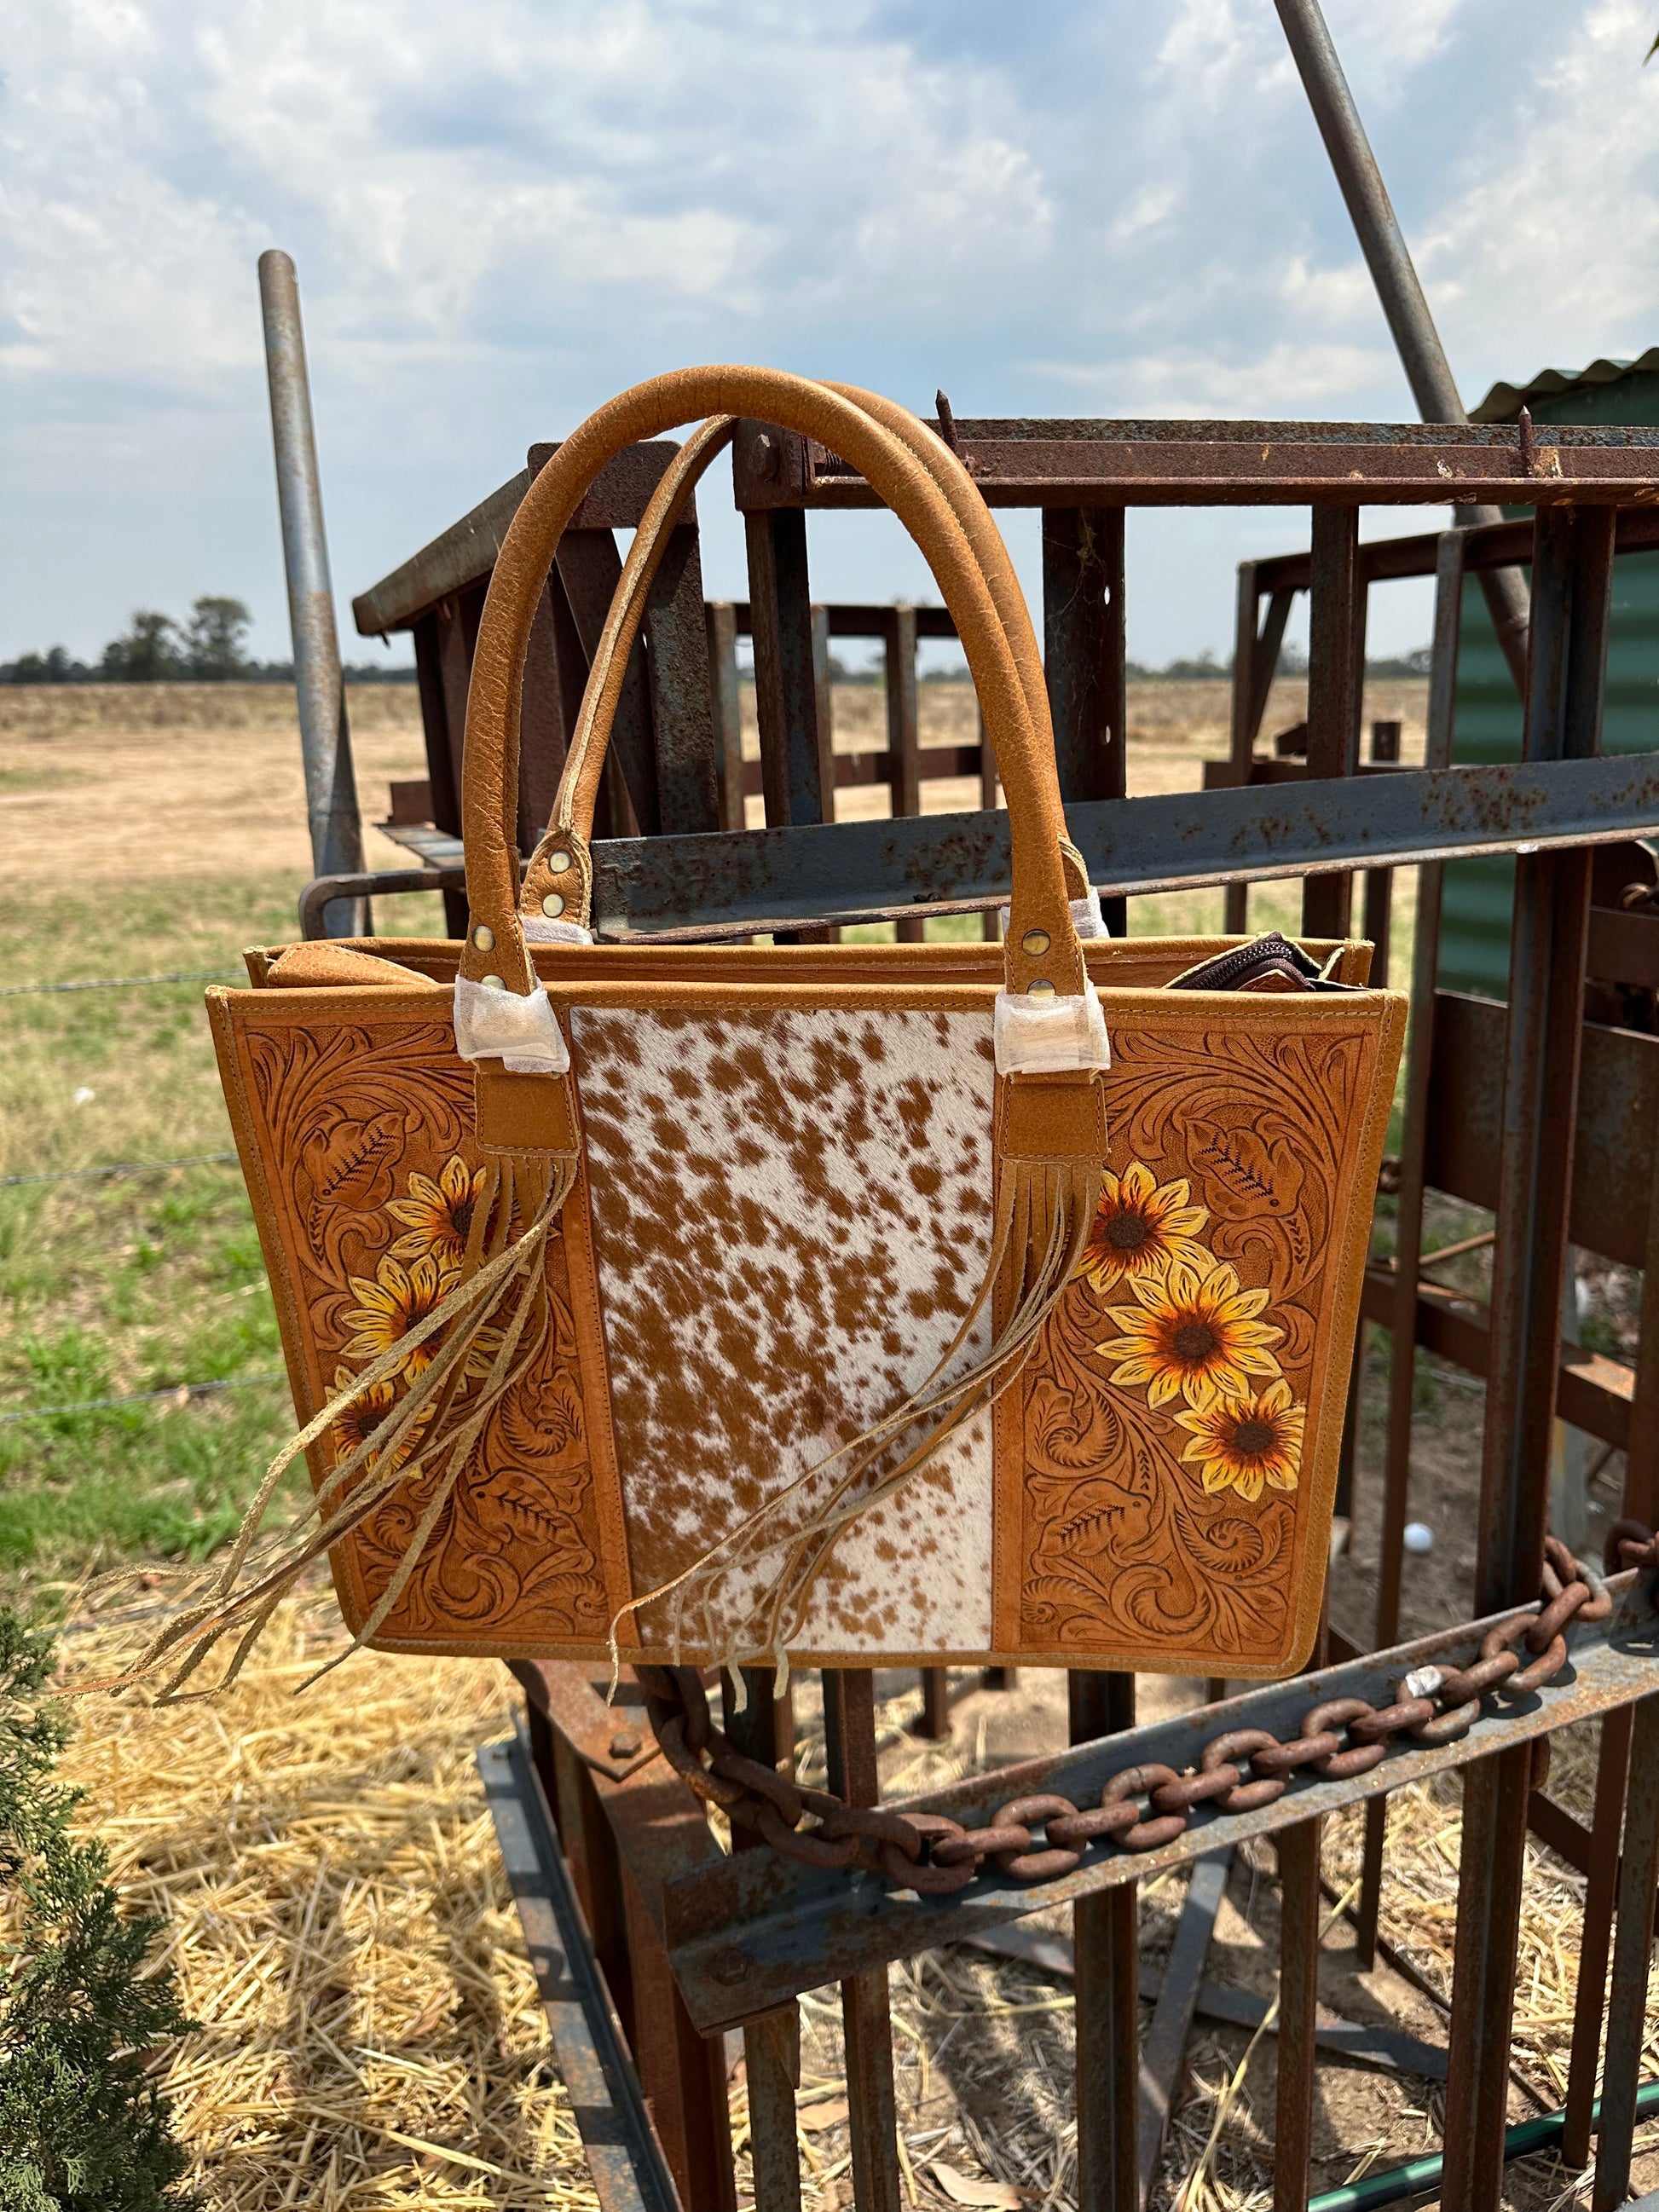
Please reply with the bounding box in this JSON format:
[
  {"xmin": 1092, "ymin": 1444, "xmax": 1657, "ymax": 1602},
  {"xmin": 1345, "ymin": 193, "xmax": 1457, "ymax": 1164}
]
[{"xmin": 0, "ymin": 674, "xmax": 1427, "ymax": 883}]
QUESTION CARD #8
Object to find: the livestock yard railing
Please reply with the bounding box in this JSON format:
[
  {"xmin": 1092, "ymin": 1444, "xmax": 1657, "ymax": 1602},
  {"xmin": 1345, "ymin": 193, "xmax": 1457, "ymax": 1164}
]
[{"xmin": 343, "ymin": 415, "xmax": 1659, "ymax": 2212}]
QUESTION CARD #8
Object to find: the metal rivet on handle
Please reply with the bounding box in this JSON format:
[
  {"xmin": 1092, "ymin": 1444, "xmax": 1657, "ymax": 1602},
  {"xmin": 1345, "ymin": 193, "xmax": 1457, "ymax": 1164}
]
[
  {"xmin": 547, "ymin": 850, "xmax": 574, "ymax": 875},
  {"xmin": 1021, "ymin": 929, "xmax": 1050, "ymax": 956},
  {"xmin": 541, "ymin": 893, "xmax": 565, "ymax": 918},
  {"xmin": 481, "ymin": 973, "xmax": 506, "ymax": 991},
  {"xmin": 1027, "ymin": 979, "xmax": 1057, "ymax": 998},
  {"xmin": 471, "ymin": 925, "xmax": 494, "ymax": 951}
]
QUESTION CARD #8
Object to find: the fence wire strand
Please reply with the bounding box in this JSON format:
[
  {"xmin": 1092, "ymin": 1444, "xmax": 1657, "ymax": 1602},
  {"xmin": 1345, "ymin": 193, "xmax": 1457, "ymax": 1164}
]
[
  {"xmin": 1, "ymin": 1375, "xmax": 286, "ymax": 1426},
  {"xmin": 3, "ymin": 1152, "xmax": 239, "ymax": 1189},
  {"xmin": 0, "ymin": 966, "xmax": 240, "ymax": 997}
]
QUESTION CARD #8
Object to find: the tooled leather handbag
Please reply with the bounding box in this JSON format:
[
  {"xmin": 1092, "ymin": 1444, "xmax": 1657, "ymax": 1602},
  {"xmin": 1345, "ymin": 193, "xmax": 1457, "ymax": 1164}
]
[{"xmin": 143, "ymin": 368, "xmax": 1403, "ymax": 1695}]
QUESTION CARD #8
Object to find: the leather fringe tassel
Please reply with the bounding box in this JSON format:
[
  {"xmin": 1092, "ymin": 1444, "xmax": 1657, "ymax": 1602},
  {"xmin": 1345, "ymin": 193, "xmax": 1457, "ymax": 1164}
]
[
  {"xmin": 611, "ymin": 1155, "xmax": 1101, "ymax": 1698},
  {"xmin": 75, "ymin": 1153, "xmax": 577, "ymax": 1701}
]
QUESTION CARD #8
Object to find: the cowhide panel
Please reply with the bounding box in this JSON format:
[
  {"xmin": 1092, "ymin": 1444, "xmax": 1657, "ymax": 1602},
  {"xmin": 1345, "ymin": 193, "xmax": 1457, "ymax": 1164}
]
[{"xmin": 569, "ymin": 1005, "xmax": 997, "ymax": 1654}]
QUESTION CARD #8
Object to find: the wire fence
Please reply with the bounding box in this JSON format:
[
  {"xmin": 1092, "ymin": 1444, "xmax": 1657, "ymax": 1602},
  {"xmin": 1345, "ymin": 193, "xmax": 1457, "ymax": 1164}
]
[
  {"xmin": 0, "ymin": 966, "xmax": 241, "ymax": 997},
  {"xmin": 2, "ymin": 1152, "xmax": 240, "ymax": 1189},
  {"xmin": 0, "ymin": 1375, "xmax": 287, "ymax": 1427}
]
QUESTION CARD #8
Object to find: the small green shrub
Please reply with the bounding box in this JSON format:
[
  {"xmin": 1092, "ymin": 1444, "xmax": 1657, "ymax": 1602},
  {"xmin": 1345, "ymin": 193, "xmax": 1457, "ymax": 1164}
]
[{"xmin": 0, "ymin": 1610, "xmax": 199, "ymax": 2211}]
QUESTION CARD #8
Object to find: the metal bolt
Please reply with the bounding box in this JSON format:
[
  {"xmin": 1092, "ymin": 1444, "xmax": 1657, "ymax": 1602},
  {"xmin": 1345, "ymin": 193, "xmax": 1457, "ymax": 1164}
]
[
  {"xmin": 712, "ymin": 1948, "xmax": 750, "ymax": 1986},
  {"xmin": 1027, "ymin": 979, "xmax": 1057, "ymax": 998},
  {"xmin": 610, "ymin": 1728, "xmax": 641, "ymax": 1759},
  {"xmin": 754, "ymin": 432, "xmax": 781, "ymax": 481},
  {"xmin": 546, "ymin": 850, "xmax": 574, "ymax": 875},
  {"xmin": 1020, "ymin": 929, "xmax": 1050, "ymax": 956},
  {"xmin": 541, "ymin": 893, "xmax": 565, "ymax": 919},
  {"xmin": 471, "ymin": 924, "xmax": 494, "ymax": 951},
  {"xmin": 481, "ymin": 973, "xmax": 505, "ymax": 991}
]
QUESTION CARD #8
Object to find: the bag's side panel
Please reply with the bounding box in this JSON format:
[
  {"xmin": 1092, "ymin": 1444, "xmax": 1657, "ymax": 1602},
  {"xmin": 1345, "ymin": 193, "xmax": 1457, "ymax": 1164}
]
[
  {"xmin": 997, "ymin": 996, "xmax": 1402, "ymax": 1677},
  {"xmin": 566, "ymin": 1003, "xmax": 997, "ymax": 1657},
  {"xmin": 213, "ymin": 994, "xmax": 627, "ymax": 1655}
]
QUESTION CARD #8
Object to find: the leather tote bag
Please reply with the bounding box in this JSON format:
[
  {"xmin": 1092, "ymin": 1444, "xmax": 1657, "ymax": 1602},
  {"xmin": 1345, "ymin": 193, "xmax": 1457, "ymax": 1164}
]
[{"xmin": 148, "ymin": 368, "xmax": 1403, "ymax": 1695}]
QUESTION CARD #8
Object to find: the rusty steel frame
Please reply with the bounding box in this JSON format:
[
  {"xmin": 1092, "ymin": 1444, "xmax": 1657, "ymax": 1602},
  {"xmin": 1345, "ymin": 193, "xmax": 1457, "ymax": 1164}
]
[
  {"xmin": 332, "ymin": 418, "xmax": 1659, "ymax": 2212},
  {"xmin": 1236, "ymin": 490, "xmax": 1659, "ymax": 2173},
  {"xmin": 494, "ymin": 1577, "xmax": 1659, "ymax": 2211}
]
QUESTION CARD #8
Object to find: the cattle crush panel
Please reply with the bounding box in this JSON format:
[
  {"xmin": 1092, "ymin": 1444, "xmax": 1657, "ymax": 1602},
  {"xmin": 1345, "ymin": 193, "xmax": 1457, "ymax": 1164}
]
[{"xmin": 327, "ymin": 413, "xmax": 1659, "ymax": 2212}]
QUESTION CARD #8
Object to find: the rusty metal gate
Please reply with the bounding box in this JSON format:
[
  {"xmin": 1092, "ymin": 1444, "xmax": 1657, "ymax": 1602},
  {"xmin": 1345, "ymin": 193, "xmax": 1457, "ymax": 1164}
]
[{"xmin": 322, "ymin": 413, "xmax": 1659, "ymax": 2212}]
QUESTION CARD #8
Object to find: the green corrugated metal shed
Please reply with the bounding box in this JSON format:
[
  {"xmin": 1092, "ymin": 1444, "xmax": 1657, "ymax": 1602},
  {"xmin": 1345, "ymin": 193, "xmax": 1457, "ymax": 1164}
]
[{"xmin": 1437, "ymin": 353, "xmax": 1659, "ymax": 997}]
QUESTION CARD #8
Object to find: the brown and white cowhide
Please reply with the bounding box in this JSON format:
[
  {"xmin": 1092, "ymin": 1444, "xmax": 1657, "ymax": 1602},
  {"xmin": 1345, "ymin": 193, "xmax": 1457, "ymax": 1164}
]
[{"xmin": 569, "ymin": 1004, "xmax": 997, "ymax": 1655}]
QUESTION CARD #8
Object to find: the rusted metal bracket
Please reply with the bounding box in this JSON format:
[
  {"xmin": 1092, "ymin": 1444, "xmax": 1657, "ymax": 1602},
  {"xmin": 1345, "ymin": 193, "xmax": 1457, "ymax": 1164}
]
[
  {"xmin": 656, "ymin": 1574, "xmax": 1659, "ymax": 2034},
  {"xmin": 524, "ymin": 1658, "xmax": 663, "ymax": 1783}
]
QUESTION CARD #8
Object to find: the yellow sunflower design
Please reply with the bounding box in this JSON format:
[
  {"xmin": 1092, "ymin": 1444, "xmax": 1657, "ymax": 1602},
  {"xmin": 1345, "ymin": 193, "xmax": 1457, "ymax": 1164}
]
[
  {"xmin": 388, "ymin": 1153, "xmax": 489, "ymax": 1267},
  {"xmin": 327, "ymin": 1363, "xmax": 431, "ymax": 1473},
  {"xmin": 341, "ymin": 1249, "xmax": 460, "ymax": 1380},
  {"xmin": 1175, "ymin": 1377, "xmax": 1304, "ymax": 1500},
  {"xmin": 1075, "ymin": 1163, "xmax": 1210, "ymax": 1296},
  {"xmin": 1101, "ymin": 1255, "xmax": 1282, "ymax": 1412}
]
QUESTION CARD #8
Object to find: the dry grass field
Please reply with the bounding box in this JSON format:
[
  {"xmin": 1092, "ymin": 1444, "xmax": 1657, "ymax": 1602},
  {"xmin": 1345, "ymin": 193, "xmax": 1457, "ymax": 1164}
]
[{"xmin": 9, "ymin": 673, "xmax": 1648, "ymax": 2212}]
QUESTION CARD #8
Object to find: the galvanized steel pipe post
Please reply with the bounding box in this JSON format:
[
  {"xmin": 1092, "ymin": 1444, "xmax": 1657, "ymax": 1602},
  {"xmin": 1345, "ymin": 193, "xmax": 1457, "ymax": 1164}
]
[
  {"xmin": 1274, "ymin": 0, "xmax": 1531, "ymax": 695},
  {"xmin": 258, "ymin": 249, "xmax": 369, "ymax": 936}
]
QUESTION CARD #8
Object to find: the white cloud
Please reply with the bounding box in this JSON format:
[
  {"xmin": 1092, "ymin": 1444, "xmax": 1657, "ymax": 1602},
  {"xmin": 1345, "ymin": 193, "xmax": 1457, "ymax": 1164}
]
[
  {"xmin": 1, "ymin": 0, "xmax": 1656, "ymax": 667},
  {"xmin": 1036, "ymin": 340, "xmax": 1383, "ymax": 419}
]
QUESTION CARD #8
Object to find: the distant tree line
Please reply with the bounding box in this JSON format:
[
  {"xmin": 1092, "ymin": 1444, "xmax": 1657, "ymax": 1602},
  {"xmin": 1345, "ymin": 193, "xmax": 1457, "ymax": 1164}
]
[
  {"xmin": 6, "ymin": 598, "xmax": 1431, "ymax": 688},
  {"xmin": 897, "ymin": 643, "xmax": 1431, "ymax": 683},
  {"xmin": 1, "ymin": 597, "xmax": 414, "ymax": 685},
  {"xmin": 1121, "ymin": 644, "xmax": 1431, "ymax": 681},
  {"xmin": 834, "ymin": 642, "xmax": 1430, "ymax": 684}
]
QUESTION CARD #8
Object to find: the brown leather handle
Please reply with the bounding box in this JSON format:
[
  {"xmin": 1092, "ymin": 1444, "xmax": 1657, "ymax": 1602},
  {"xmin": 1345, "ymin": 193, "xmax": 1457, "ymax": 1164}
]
[
  {"xmin": 460, "ymin": 367, "xmax": 1087, "ymax": 998},
  {"xmin": 529, "ymin": 400, "xmax": 1094, "ymax": 926},
  {"xmin": 527, "ymin": 416, "xmax": 737, "ymax": 921}
]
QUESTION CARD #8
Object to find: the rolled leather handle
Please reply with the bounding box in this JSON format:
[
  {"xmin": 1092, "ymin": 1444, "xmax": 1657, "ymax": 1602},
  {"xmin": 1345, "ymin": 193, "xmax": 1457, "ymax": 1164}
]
[
  {"xmin": 459, "ymin": 367, "xmax": 1088, "ymax": 1000},
  {"xmin": 527, "ymin": 414, "xmax": 738, "ymax": 921},
  {"xmin": 530, "ymin": 395, "xmax": 1096, "ymax": 926}
]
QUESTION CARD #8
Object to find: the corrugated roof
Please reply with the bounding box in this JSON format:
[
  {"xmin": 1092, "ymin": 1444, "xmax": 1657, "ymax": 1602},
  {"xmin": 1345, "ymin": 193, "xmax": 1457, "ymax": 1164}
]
[{"xmin": 1471, "ymin": 349, "xmax": 1659, "ymax": 421}]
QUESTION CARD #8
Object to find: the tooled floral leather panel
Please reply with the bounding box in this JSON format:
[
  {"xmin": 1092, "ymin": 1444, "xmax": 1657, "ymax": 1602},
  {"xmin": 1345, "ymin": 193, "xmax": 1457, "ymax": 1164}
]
[
  {"xmin": 1006, "ymin": 1014, "xmax": 1384, "ymax": 1670},
  {"xmin": 222, "ymin": 1009, "xmax": 613, "ymax": 1649}
]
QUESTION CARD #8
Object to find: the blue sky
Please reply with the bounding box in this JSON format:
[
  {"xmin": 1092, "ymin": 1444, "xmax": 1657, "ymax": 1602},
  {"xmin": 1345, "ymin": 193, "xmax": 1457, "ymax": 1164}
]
[{"xmin": 4, "ymin": 0, "xmax": 1658, "ymax": 668}]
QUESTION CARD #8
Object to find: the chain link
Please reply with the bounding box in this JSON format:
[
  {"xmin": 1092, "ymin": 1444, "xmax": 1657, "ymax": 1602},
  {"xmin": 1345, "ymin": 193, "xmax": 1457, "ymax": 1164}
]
[{"xmin": 633, "ymin": 1530, "xmax": 1639, "ymax": 1895}]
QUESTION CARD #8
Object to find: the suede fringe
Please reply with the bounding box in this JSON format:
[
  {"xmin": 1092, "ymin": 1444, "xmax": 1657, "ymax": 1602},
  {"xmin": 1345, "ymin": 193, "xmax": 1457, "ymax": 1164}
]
[{"xmin": 74, "ymin": 1154, "xmax": 577, "ymax": 1701}]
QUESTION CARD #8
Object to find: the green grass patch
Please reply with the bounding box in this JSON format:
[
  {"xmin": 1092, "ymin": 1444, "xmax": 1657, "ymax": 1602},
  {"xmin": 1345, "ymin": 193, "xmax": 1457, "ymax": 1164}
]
[{"xmin": 0, "ymin": 871, "xmax": 310, "ymax": 1593}]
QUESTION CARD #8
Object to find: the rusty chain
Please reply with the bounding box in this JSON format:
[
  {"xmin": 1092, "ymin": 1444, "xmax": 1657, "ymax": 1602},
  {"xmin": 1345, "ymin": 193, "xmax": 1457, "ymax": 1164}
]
[{"xmin": 633, "ymin": 1530, "xmax": 1649, "ymax": 1897}]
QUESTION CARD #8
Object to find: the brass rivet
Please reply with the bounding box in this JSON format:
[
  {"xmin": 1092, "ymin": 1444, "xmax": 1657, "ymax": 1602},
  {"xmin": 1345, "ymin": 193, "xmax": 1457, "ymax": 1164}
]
[
  {"xmin": 1027, "ymin": 978, "xmax": 1057, "ymax": 998},
  {"xmin": 540, "ymin": 892, "xmax": 565, "ymax": 919},
  {"xmin": 471, "ymin": 924, "xmax": 495, "ymax": 952},
  {"xmin": 1021, "ymin": 928, "xmax": 1050, "ymax": 956},
  {"xmin": 481, "ymin": 973, "xmax": 506, "ymax": 991},
  {"xmin": 547, "ymin": 850, "xmax": 574, "ymax": 875}
]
